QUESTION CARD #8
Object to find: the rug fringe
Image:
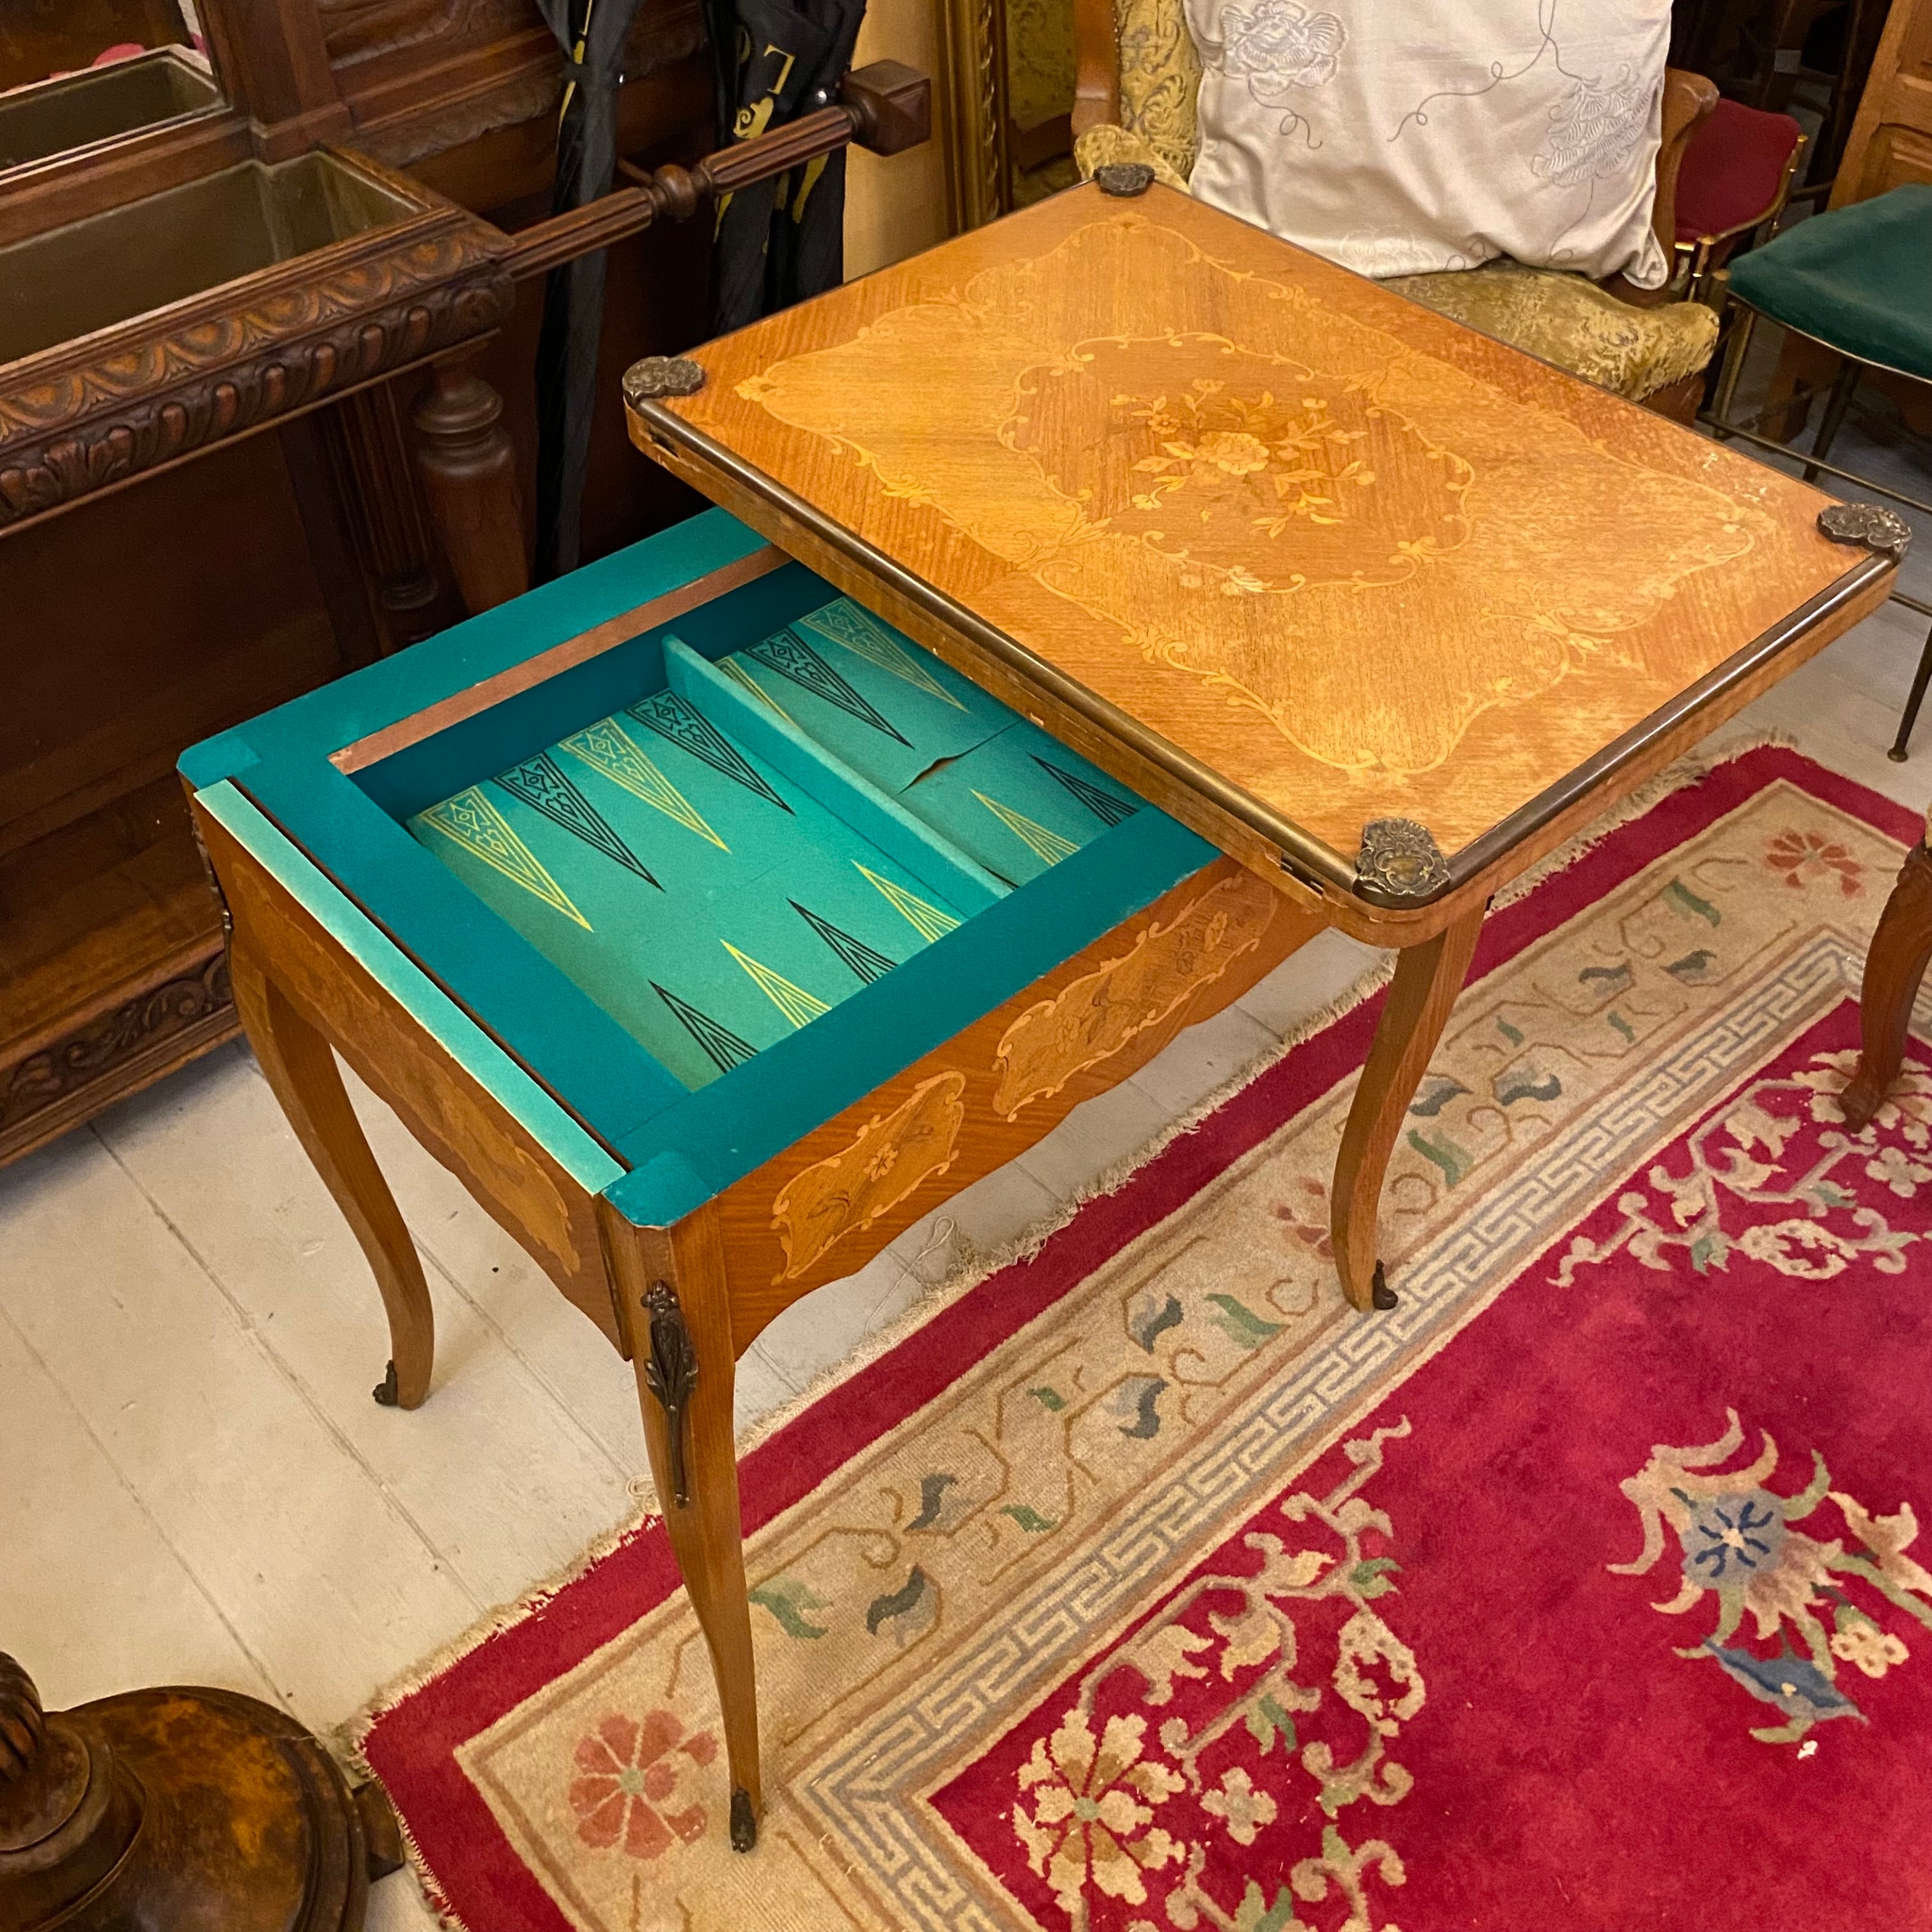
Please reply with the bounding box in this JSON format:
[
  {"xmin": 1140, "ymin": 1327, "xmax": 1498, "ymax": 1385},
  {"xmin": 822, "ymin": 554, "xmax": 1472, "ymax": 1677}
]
[{"xmin": 1491, "ymin": 728, "xmax": 1795, "ymax": 912}]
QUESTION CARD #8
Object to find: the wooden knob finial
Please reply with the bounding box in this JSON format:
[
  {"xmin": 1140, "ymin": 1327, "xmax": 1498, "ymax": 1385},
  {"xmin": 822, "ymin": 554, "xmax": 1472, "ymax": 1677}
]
[{"xmin": 0, "ymin": 1655, "xmax": 44, "ymax": 1787}]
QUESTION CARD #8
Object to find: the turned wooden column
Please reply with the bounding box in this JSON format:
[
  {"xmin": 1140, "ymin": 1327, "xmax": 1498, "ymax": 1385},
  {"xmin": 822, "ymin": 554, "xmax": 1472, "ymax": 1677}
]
[
  {"xmin": 411, "ymin": 360, "xmax": 530, "ymax": 617},
  {"xmin": 0, "ymin": 1651, "xmax": 402, "ymax": 1931},
  {"xmin": 325, "ymin": 385, "xmax": 447, "ymax": 652}
]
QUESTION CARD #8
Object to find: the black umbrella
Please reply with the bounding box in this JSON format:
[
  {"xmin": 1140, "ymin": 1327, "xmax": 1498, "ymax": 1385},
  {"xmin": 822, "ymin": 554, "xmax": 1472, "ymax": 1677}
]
[
  {"xmin": 705, "ymin": 0, "xmax": 866, "ymax": 335},
  {"xmin": 532, "ymin": 0, "xmax": 649, "ymax": 581}
]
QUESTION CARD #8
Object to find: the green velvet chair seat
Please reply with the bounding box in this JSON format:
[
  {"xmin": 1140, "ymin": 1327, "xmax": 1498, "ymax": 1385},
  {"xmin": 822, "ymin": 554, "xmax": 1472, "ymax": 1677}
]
[{"xmin": 1728, "ymin": 184, "xmax": 1932, "ymax": 379}]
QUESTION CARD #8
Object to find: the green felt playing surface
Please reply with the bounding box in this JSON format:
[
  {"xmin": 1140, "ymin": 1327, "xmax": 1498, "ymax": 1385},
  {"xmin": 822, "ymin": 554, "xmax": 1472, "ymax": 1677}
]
[
  {"xmin": 183, "ymin": 507, "xmax": 1218, "ymax": 1220},
  {"xmin": 407, "ymin": 596, "xmax": 1145, "ymax": 1092}
]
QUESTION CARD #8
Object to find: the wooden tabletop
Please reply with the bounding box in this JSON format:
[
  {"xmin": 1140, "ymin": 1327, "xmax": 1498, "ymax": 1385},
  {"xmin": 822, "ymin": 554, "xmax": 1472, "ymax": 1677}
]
[{"xmin": 632, "ymin": 185, "xmax": 1888, "ymax": 902}]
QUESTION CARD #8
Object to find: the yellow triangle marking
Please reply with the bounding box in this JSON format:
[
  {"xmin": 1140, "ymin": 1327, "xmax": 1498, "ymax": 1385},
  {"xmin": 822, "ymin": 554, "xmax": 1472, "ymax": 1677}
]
[
  {"xmin": 855, "ymin": 863, "xmax": 960, "ymax": 943},
  {"xmin": 420, "ymin": 788, "xmax": 591, "ymax": 930},
  {"xmin": 559, "ymin": 719, "xmax": 728, "ymax": 852},
  {"xmin": 716, "ymin": 654, "xmax": 795, "ymax": 724},
  {"xmin": 975, "ymin": 791, "xmax": 1078, "ymax": 864},
  {"xmin": 723, "ymin": 942, "xmax": 831, "ymax": 1029},
  {"xmin": 797, "ymin": 600, "xmax": 966, "ymax": 709}
]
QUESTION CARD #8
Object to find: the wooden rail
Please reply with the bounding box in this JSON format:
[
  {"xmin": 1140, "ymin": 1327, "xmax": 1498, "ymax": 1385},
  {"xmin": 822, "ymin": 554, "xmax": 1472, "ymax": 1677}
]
[{"xmin": 502, "ymin": 60, "xmax": 930, "ymax": 281}]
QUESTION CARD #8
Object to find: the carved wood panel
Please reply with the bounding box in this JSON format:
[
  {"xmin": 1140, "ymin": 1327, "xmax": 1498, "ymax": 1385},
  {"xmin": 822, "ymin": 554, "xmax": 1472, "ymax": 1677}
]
[
  {"xmin": 0, "ymin": 949, "xmax": 233, "ymax": 1159},
  {"xmin": 0, "ymin": 197, "xmax": 512, "ymax": 529},
  {"xmin": 1835, "ymin": 0, "xmax": 1932, "ymax": 204},
  {"xmin": 318, "ymin": 0, "xmax": 532, "ymax": 65}
]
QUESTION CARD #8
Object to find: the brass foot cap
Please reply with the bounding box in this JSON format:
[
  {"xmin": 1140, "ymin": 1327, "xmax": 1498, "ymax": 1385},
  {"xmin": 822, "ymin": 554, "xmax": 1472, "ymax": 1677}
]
[{"xmin": 729, "ymin": 1786, "xmax": 758, "ymax": 1852}]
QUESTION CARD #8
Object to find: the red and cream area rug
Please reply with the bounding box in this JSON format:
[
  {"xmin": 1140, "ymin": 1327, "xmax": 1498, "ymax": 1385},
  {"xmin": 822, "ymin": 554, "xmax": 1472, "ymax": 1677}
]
[{"xmin": 358, "ymin": 746, "xmax": 1932, "ymax": 1931}]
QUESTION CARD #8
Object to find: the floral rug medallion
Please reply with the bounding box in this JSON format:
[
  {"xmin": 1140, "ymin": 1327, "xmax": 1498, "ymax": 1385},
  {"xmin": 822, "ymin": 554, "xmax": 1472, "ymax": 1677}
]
[{"xmin": 361, "ymin": 747, "xmax": 1932, "ymax": 1930}]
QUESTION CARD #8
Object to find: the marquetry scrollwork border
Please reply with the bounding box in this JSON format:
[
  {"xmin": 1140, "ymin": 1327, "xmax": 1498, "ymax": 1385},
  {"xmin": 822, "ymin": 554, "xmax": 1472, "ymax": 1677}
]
[{"xmin": 0, "ymin": 170, "xmax": 514, "ymax": 529}]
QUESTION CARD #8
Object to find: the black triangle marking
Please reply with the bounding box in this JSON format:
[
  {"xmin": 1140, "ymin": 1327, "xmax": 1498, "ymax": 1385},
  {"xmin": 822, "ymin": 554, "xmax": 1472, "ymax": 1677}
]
[
  {"xmin": 627, "ymin": 689, "xmax": 793, "ymax": 813},
  {"xmin": 744, "ymin": 629, "xmax": 912, "ymax": 746},
  {"xmin": 791, "ymin": 901, "xmax": 897, "ymax": 985},
  {"xmin": 494, "ymin": 755, "xmax": 661, "ymax": 886},
  {"xmin": 652, "ymin": 982, "xmax": 757, "ymax": 1075},
  {"xmin": 1032, "ymin": 756, "xmax": 1137, "ymax": 827}
]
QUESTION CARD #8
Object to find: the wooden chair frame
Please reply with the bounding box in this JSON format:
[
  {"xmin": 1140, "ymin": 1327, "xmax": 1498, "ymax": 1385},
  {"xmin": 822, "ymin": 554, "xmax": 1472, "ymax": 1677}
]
[{"xmin": 1676, "ymin": 127, "xmax": 1809, "ymax": 306}]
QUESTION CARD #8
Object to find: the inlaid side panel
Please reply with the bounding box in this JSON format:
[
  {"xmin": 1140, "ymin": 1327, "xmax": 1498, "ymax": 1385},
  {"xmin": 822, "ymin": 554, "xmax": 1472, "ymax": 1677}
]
[
  {"xmin": 197, "ymin": 806, "xmax": 624, "ymax": 1351},
  {"xmin": 772, "ymin": 1071, "xmax": 969, "ymax": 1283},
  {"xmin": 712, "ymin": 856, "xmax": 1322, "ymax": 1350},
  {"xmin": 992, "ymin": 869, "xmax": 1268, "ymax": 1118}
]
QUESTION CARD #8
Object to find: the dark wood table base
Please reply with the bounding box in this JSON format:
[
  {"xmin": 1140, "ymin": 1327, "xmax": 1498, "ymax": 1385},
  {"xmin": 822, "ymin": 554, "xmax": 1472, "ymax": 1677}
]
[{"xmin": 0, "ymin": 1652, "xmax": 402, "ymax": 1931}]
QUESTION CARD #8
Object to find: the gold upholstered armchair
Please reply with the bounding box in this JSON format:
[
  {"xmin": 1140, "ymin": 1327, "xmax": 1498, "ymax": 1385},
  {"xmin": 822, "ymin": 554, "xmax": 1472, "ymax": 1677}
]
[{"xmin": 1069, "ymin": 0, "xmax": 1724, "ymax": 418}]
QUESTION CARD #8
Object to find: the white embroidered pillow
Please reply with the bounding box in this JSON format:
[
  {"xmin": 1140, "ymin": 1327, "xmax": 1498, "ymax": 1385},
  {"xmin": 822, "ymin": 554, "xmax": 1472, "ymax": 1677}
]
[{"xmin": 1184, "ymin": 0, "xmax": 1671, "ymax": 287}]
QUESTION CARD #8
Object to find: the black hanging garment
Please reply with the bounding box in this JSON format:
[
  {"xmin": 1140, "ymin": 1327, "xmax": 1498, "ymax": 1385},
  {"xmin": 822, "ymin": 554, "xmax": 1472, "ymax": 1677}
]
[
  {"xmin": 703, "ymin": 0, "xmax": 866, "ymax": 335},
  {"xmin": 532, "ymin": 0, "xmax": 648, "ymax": 583}
]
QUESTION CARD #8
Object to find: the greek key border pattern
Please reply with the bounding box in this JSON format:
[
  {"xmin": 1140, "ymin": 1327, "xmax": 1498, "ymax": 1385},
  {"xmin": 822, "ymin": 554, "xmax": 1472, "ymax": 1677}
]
[{"xmin": 802, "ymin": 931, "xmax": 1860, "ymax": 1922}]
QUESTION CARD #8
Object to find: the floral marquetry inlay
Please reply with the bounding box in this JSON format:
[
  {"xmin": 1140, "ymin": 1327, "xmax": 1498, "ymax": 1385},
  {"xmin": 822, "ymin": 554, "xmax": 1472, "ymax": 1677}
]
[
  {"xmin": 679, "ymin": 192, "xmax": 1864, "ymax": 862},
  {"xmin": 1004, "ymin": 344, "xmax": 1473, "ymax": 593},
  {"xmin": 770, "ymin": 1072, "xmax": 967, "ymax": 1283}
]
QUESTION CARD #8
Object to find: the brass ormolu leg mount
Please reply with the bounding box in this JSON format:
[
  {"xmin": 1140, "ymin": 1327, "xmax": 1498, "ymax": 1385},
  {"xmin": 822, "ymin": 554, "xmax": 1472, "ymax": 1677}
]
[
  {"xmin": 0, "ymin": 1651, "xmax": 402, "ymax": 1931},
  {"xmin": 1841, "ymin": 838, "xmax": 1932, "ymax": 1132}
]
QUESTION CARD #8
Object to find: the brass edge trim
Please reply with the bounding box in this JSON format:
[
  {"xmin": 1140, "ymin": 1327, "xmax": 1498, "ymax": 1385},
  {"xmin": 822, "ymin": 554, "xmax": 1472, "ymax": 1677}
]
[
  {"xmin": 632, "ymin": 401, "xmax": 1362, "ymax": 893},
  {"xmin": 1438, "ymin": 553, "xmax": 1894, "ymax": 896},
  {"xmin": 330, "ymin": 544, "xmax": 789, "ymax": 771}
]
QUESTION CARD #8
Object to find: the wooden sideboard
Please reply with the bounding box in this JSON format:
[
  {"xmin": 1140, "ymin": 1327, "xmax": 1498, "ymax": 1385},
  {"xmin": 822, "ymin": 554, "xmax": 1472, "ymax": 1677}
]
[
  {"xmin": 1835, "ymin": 0, "xmax": 1932, "ymax": 201},
  {"xmin": 0, "ymin": 0, "xmax": 930, "ymax": 1165}
]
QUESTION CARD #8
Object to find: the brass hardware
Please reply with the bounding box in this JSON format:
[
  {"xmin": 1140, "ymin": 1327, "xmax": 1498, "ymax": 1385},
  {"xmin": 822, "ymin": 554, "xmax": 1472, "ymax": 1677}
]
[
  {"xmin": 1818, "ymin": 502, "xmax": 1912, "ymax": 562},
  {"xmin": 640, "ymin": 1282, "xmax": 699, "ymax": 1507},
  {"xmin": 1094, "ymin": 162, "xmax": 1154, "ymax": 197},
  {"xmin": 1356, "ymin": 819, "xmax": 1450, "ymax": 903},
  {"xmin": 730, "ymin": 1785, "xmax": 758, "ymax": 1851},
  {"xmin": 624, "ymin": 357, "xmax": 707, "ymax": 403}
]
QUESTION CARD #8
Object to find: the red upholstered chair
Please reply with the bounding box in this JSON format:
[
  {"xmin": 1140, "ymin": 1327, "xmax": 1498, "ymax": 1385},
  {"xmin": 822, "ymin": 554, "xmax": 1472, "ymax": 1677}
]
[{"xmin": 1674, "ymin": 96, "xmax": 1807, "ymax": 303}]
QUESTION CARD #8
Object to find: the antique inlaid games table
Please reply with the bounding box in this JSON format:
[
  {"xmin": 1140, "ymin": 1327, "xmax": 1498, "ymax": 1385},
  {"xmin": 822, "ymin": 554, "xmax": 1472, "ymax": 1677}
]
[{"xmin": 182, "ymin": 182, "xmax": 1903, "ymax": 1850}]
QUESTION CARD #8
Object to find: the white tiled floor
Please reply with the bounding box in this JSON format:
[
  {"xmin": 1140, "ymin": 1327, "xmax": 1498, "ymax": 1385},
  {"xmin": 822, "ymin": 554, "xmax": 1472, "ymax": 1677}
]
[{"xmin": 3, "ymin": 409, "xmax": 1928, "ymax": 1931}]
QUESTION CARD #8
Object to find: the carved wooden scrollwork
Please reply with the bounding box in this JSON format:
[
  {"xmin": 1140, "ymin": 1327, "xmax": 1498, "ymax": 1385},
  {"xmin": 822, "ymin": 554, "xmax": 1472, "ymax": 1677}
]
[
  {"xmin": 0, "ymin": 207, "xmax": 514, "ymax": 530},
  {"xmin": 318, "ymin": 0, "xmax": 531, "ymax": 65},
  {"xmin": 0, "ymin": 952, "xmax": 234, "ymax": 1146}
]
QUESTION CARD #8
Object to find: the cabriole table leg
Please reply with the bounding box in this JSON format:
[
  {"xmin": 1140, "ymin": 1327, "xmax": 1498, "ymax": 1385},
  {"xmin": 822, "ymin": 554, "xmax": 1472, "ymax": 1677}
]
[
  {"xmin": 229, "ymin": 944, "xmax": 437, "ymax": 1409},
  {"xmin": 1841, "ymin": 838, "xmax": 1932, "ymax": 1131},
  {"xmin": 1330, "ymin": 904, "xmax": 1486, "ymax": 1313},
  {"xmin": 599, "ymin": 1202, "xmax": 764, "ymax": 1851}
]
